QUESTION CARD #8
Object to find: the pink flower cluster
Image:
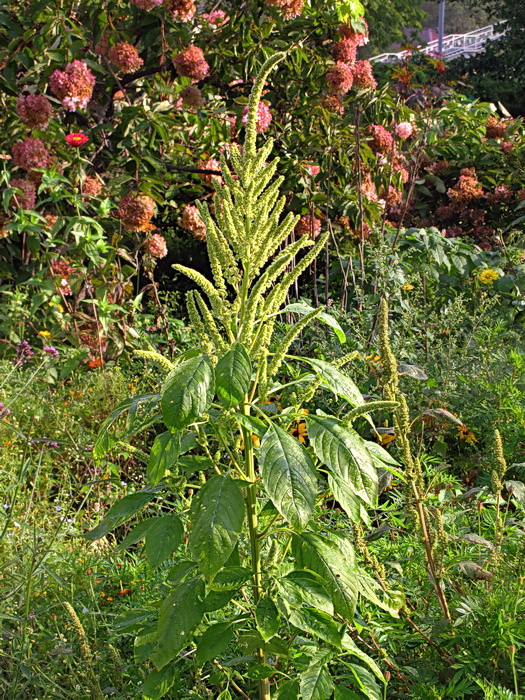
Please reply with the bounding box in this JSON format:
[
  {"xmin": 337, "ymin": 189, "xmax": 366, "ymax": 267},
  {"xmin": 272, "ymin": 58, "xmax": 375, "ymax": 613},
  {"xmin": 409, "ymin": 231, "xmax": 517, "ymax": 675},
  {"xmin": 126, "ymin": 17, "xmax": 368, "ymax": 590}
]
[
  {"xmin": 82, "ymin": 176, "xmax": 103, "ymax": 197},
  {"xmin": 395, "ymin": 121, "xmax": 414, "ymax": 139},
  {"xmin": 145, "ymin": 233, "xmax": 168, "ymax": 258},
  {"xmin": 108, "ymin": 42, "xmax": 144, "ymax": 74},
  {"xmin": 242, "ymin": 102, "xmax": 273, "ymax": 133},
  {"xmin": 305, "ymin": 164, "xmax": 320, "ymax": 177},
  {"xmin": 339, "ymin": 20, "xmax": 369, "ymax": 46},
  {"xmin": 11, "ymin": 178, "xmax": 36, "ymax": 210},
  {"xmin": 367, "ymin": 125, "xmax": 394, "ymax": 154},
  {"xmin": 181, "ymin": 204, "xmax": 207, "ymax": 241},
  {"xmin": 295, "ymin": 215, "xmax": 321, "ymax": 239},
  {"xmin": 130, "ymin": 0, "xmax": 163, "ymax": 9},
  {"xmin": 12, "ymin": 137, "xmax": 51, "ymax": 171},
  {"xmin": 326, "ymin": 20, "xmax": 374, "ymax": 100},
  {"xmin": 174, "ymin": 45, "xmax": 209, "ymax": 82},
  {"xmin": 49, "ymin": 60, "xmax": 95, "ymax": 111},
  {"xmin": 165, "ymin": 0, "xmax": 196, "ymax": 22},
  {"xmin": 327, "ymin": 62, "xmax": 354, "ymax": 95},
  {"xmin": 200, "ymin": 9, "xmax": 229, "ymax": 26},
  {"xmin": 352, "ymin": 60, "xmax": 377, "ymax": 90},
  {"xmin": 16, "ymin": 94, "xmax": 53, "ymax": 130},
  {"xmin": 266, "ymin": 0, "xmax": 305, "ymax": 20},
  {"xmin": 200, "ymin": 158, "xmax": 223, "ymax": 186},
  {"xmin": 117, "ymin": 193, "xmax": 156, "ymax": 231}
]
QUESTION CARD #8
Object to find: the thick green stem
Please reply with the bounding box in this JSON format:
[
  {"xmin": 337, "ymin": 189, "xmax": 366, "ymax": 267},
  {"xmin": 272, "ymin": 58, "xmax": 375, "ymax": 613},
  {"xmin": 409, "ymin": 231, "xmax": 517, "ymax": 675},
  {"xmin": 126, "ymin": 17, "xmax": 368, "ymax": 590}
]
[{"xmin": 242, "ymin": 403, "xmax": 270, "ymax": 700}]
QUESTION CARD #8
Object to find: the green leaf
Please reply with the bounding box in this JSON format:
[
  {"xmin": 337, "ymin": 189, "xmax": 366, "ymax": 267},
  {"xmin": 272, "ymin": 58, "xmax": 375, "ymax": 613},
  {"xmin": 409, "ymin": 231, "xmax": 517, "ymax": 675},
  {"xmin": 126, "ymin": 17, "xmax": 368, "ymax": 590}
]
[
  {"xmin": 195, "ymin": 621, "xmax": 234, "ymax": 666},
  {"xmin": 274, "ymin": 680, "xmax": 300, "ymax": 699},
  {"xmin": 140, "ymin": 664, "xmax": 178, "ymax": 700},
  {"xmin": 150, "ymin": 577, "xmax": 205, "ymax": 670},
  {"xmin": 167, "ymin": 560, "xmax": 197, "ymax": 584},
  {"xmin": 346, "ymin": 664, "xmax": 384, "ymax": 700},
  {"xmin": 216, "ymin": 343, "xmax": 252, "ymax": 408},
  {"xmin": 300, "ymin": 652, "xmax": 334, "ymax": 700},
  {"xmin": 260, "ymin": 422, "xmax": 318, "ymax": 532},
  {"xmin": 282, "ymin": 303, "xmax": 347, "ymax": 344},
  {"xmin": 303, "ymin": 358, "xmax": 364, "ymax": 407},
  {"xmin": 178, "ymin": 455, "xmax": 213, "ymax": 472},
  {"xmin": 328, "ymin": 472, "xmax": 370, "ymax": 525},
  {"xmin": 353, "ymin": 570, "xmax": 404, "ymax": 616},
  {"xmin": 292, "ymin": 532, "xmax": 357, "ymax": 620},
  {"xmin": 245, "ymin": 663, "xmax": 275, "ymax": 680},
  {"xmin": 147, "ymin": 431, "xmax": 181, "ymax": 486},
  {"xmin": 278, "ymin": 570, "xmax": 333, "ymax": 614},
  {"xmin": 308, "ymin": 415, "xmax": 377, "ymax": 506},
  {"xmin": 256, "ymin": 596, "xmax": 280, "ymax": 641},
  {"xmin": 288, "ymin": 606, "xmax": 343, "ymax": 647},
  {"xmin": 341, "ymin": 634, "xmax": 385, "ymax": 682},
  {"xmin": 145, "ymin": 515, "xmax": 184, "ymax": 568},
  {"xmin": 334, "ymin": 687, "xmax": 361, "ymax": 700},
  {"xmin": 189, "ymin": 475, "xmax": 245, "ymax": 581},
  {"xmin": 84, "ymin": 490, "xmax": 157, "ymax": 541},
  {"xmin": 161, "ymin": 355, "xmax": 215, "ymax": 431},
  {"xmin": 208, "ymin": 566, "xmax": 253, "ymax": 591},
  {"xmin": 234, "ymin": 413, "xmax": 267, "ymax": 438}
]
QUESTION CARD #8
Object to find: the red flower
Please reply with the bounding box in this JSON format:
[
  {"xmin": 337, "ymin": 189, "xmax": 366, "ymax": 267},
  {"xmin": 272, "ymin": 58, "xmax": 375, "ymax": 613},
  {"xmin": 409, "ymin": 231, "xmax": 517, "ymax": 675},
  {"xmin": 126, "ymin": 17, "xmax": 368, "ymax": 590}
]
[{"xmin": 66, "ymin": 133, "xmax": 89, "ymax": 147}]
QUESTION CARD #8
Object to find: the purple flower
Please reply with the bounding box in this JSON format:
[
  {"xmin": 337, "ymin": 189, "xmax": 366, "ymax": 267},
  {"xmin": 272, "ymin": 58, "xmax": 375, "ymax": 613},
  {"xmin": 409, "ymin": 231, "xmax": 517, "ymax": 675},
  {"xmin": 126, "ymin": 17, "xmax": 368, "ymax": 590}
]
[
  {"xmin": 0, "ymin": 402, "xmax": 10, "ymax": 418},
  {"xmin": 49, "ymin": 442, "xmax": 59, "ymax": 449},
  {"xmin": 16, "ymin": 340, "xmax": 33, "ymax": 365},
  {"xmin": 44, "ymin": 346, "xmax": 60, "ymax": 360}
]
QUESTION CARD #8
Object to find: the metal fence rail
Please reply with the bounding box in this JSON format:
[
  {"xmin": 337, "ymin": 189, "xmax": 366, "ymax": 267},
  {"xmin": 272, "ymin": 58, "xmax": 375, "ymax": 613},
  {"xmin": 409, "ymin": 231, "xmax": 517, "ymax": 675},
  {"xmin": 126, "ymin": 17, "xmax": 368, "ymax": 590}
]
[{"xmin": 371, "ymin": 23, "xmax": 507, "ymax": 64}]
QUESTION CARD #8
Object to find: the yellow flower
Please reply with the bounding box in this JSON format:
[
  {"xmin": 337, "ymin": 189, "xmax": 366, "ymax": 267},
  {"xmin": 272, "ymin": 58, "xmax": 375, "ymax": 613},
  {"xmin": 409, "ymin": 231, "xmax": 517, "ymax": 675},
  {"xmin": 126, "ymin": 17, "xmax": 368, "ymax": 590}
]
[
  {"xmin": 38, "ymin": 330, "xmax": 51, "ymax": 338},
  {"xmin": 402, "ymin": 284, "xmax": 414, "ymax": 291},
  {"xmin": 289, "ymin": 420, "xmax": 308, "ymax": 444},
  {"xmin": 478, "ymin": 269, "xmax": 499, "ymax": 284}
]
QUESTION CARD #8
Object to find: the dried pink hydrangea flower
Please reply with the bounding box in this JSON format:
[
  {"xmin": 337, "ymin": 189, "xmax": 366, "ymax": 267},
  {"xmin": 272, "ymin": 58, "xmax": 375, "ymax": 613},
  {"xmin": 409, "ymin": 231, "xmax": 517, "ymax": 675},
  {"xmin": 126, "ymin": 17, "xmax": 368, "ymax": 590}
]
[
  {"xmin": 108, "ymin": 42, "xmax": 144, "ymax": 74},
  {"xmin": 331, "ymin": 38, "xmax": 357, "ymax": 65},
  {"xmin": 327, "ymin": 62, "xmax": 354, "ymax": 95},
  {"xmin": 131, "ymin": 0, "xmax": 163, "ymax": 8},
  {"xmin": 174, "ymin": 45, "xmax": 209, "ymax": 82},
  {"xmin": 145, "ymin": 233, "xmax": 168, "ymax": 258},
  {"xmin": 16, "ymin": 94, "xmax": 53, "ymax": 130},
  {"xmin": 12, "ymin": 137, "xmax": 51, "ymax": 171},
  {"xmin": 266, "ymin": 0, "xmax": 304, "ymax": 19},
  {"xmin": 49, "ymin": 60, "xmax": 95, "ymax": 111},
  {"xmin": 295, "ymin": 215, "xmax": 321, "ymax": 239},
  {"xmin": 117, "ymin": 193, "xmax": 156, "ymax": 231},
  {"xmin": 165, "ymin": 0, "xmax": 196, "ymax": 21},
  {"xmin": 321, "ymin": 94, "xmax": 344, "ymax": 115},
  {"xmin": 352, "ymin": 60, "xmax": 377, "ymax": 90},
  {"xmin": 339, "ymin": 20, "xmax": 369, "ymax": 46},
  {"xmin": 82, "ymin": 176, "xmax": 103, "ymax": 197},
  {"xmin": 180, "ymin": 85, "xmax": 206, "ymax": 108},
  {"xmin": 181, "ymin": 204, "xmax": 207, "ymax": 241},
  {"xmin": 11, "ymin": 178, "xmax": 36, "ymax": 210},
  {"xmin": 367, "ymin": 125, "xmax": 394, "ymax": 154},
  {"xmin": 395, "ymin": 121, "xmax": 414, "ymax": 139},
  {"xmin": 242, "ymin": 102, "xmax": 272, "ymax": 133},
  {"xmin": 200, "ymin": 158, "xmax": 223, "ymax": 186}
]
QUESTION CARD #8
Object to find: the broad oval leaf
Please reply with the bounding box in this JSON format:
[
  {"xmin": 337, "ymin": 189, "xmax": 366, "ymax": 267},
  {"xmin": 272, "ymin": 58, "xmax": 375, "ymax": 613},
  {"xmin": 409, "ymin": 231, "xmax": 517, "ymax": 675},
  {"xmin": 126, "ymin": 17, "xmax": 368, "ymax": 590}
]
[
  {"xmin": 278, "ymin": 570, "xmax": 334, "ymax": 615},
  {"xmin": 189, "ymin": 475, "xmax": 245, "ymax": 581},
  {"xmin": 161, "ymin": 355, "xmax": 214, "ymax": 431},
  {"xmin": 288, "ymin": 606, "xmax": 343, "ymax": 648},
  {"xmin": 150, "ymin": 577, "xmax": 205, "ymax": 670},
  {"xmin": 303, "ymin": 358, "xmax": 364, "ymax": 407},
  {"xmin": 292, "ymin": 532, "xmax": 357, "ymax": 620},
  {"xmin": 195, "ymin": 621, "xmax": 234, "ymax": 666},
  {"xmin": 208, "ymin": 566, "xmax": 253, "ymax": 591},
  {"xmin": 300, "ymin": 653, "xmax": 334, "ymax": 700},
  {"xmin": 255, "ymin": 596, "xmax": 280, "ymax": 641},
  {"xmin": 260, "ymin": 423, "xmax": 318, "ymax": 532},
  {"xmin": 308, "ymin": 414, "xmax": 377, "ymax": 506},
  {"xmin": 147, "ymin": 431, "xmax": 181, "ymax": 486},
  {"xmin": 216, "ymin": 343, "xmax": 252, "ymax": 408},
  {"xmin": 145, "ymin": 515, "xmax": 184, "ymax": 568}
]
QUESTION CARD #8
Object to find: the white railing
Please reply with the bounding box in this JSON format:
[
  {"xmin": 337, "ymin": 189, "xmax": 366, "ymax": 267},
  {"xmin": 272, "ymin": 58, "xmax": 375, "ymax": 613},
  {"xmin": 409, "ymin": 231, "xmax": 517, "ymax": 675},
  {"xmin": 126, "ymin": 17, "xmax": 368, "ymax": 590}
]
[{"xmin": 371, "ymin": 23, "xmax": 507, "ymax": 63}]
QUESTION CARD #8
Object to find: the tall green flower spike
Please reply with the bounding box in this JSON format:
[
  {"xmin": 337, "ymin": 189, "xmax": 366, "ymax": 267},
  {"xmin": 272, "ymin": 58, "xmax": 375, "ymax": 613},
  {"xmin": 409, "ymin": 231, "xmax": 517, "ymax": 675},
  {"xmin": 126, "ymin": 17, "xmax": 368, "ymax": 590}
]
[{"xmin": 174, "ymin": 52, "xmax": 329, "ymax": 373}]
